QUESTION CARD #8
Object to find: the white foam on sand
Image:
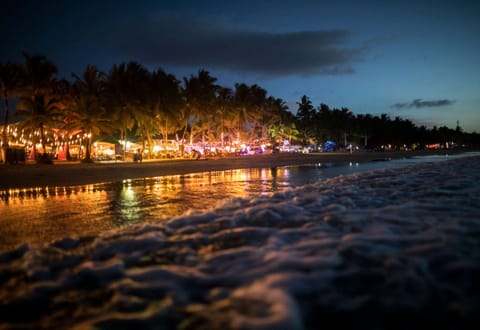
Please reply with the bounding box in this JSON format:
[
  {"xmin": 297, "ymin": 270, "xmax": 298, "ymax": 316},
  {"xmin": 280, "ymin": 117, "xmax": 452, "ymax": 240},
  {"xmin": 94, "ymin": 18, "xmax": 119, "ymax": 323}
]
[{"xmin": 1, "ymin": 156, "xmax": 479, "ymax": 329}]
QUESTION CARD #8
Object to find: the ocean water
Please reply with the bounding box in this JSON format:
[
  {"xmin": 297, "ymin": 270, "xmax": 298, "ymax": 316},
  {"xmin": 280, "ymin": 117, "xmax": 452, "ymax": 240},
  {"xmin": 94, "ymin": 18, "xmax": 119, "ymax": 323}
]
[{"xmin": 0, "ymin": 153, "xmax": 479, "ymax": 329}]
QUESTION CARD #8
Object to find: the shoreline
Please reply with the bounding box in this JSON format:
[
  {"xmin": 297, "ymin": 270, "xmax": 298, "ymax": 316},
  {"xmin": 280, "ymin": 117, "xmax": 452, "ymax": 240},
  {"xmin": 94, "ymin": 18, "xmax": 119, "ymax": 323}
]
[{"xmin": 0, "ymin": 149, "xmax": 467, "ymax": 190}]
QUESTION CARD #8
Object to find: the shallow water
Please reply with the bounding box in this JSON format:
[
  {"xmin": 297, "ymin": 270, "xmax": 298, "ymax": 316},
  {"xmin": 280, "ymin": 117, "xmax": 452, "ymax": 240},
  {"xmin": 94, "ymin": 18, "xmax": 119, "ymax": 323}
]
[
  {"xmin": 0, "ymin": 153, "xmax": 479, "ymax": 329},
  {"xmin": 0, "ymin": 153, "xmax": 469, "ymax": 251}
]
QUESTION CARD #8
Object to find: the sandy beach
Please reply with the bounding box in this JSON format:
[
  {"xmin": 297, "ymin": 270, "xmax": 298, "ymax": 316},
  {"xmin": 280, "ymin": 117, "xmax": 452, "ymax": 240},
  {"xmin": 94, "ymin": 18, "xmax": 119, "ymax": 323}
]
[{"xmin": 0, "ymin": 150, "xmax": 464, "ymax": 190}]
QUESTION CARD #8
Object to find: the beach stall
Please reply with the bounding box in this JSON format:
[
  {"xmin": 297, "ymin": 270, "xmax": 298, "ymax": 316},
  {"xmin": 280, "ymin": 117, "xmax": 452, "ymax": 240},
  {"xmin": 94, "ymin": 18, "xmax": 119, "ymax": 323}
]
[
  {"xmin": 94, "ymin": 142, "xmax": 116, "ymax": 161},
  {"xmin": 93, "ymin": 137, "xmax": 120, "ymax": 161}
]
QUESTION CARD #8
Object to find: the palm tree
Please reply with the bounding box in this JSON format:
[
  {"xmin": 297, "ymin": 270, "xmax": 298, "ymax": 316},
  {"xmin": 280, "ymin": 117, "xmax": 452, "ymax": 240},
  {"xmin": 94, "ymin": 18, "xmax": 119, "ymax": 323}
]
[
  {"xmin": 232, "ymin": 83, "xmax": 252, "ymax": 143},
  {"xmin": 147, "ymin": 69, "xmax": 184, "ymax": 156},
  {"xmin": 295, "ymin": 95, "xmax": 316, "ymax": 143},
  {"xmin": 232, "ymin": 83, "xmax": 267, "ymax": 144},
  {"xmin": 0, "ymin": 61, "xmax": 25, "ymax": 163},
  {"xmin": 69, "ymin": 65, "xmax": 112, "ymax": 162},
  {"xmin": 16, "ymin": 94, "xmax": 61, "ymax": 162},
  {"xmin": 249, "ymin": 86, "xmax": 270, "ymax": 141},
  {"xmin": 216, "ymin": 87, "xmax": 233, "ymax": 147},
  {"xmin": 183, "ymin": 70, "xmax": 218, "ymax": 148},
  {"xmin": 49, "ymin": 78, "xmax": 74, "ymax": 158},
  {"xmin": 268, "ymin": 100, "xmax": 299, "ymax": 145},
  {"xmin": 19, "ymin": 52, "xmax": 59, "ymax": 163},
  {"xmin": 69, "ymin": 96, "xmax": 112, "ymax": 162},
  {"xmin": 123, "ymin": 65, "xmax": 152, "ymax": 155},
  {"xmin": 106, "ymin": 62, "xmax": 148, "ymax": 160}
]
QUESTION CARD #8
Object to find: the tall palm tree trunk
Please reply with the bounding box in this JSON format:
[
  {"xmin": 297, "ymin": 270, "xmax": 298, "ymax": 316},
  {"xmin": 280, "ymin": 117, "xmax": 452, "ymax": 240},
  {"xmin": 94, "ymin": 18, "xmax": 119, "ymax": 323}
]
[
  {"xmin": 2, "ymin": 92, "xmax": 10, "ymax": 141},
  {"xmin": 144, "ymin": 126, "xmax": 153, "ymax": 159},
  {"xmin": 163, "ymin": 119, "xmax": 169, "ymax": 144},
  {"xmin": 40, "ymin": 124, "xmax": 46, "ymax": 156},
  {"xmin": 122, "ymin": 127, "xmax": 127, "ymax": 161},
  {"xmin": 39, "ymin": 123, "xmax": 51, "ymax": 163},
  {"xmin": 85, "ymin": 135, "xmax": 92, "ymax": 161},
  {"xmin": 1, "ymin": 93, "xmax": 10, "ymax": 164}
]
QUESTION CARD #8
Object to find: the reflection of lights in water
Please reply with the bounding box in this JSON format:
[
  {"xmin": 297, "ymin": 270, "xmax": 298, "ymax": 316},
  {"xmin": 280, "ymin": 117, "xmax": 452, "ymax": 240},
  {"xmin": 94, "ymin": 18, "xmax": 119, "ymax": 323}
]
[
  {"xmin": 0, "ymin": 166, "xmax": 309, "ymax": 251},
  {"xmin": 116, "ymin": 182, "xmax": 142, "ymax": 225},
  {"xmin": 0, "ymin": 185, "xmax": 111, "ymax": 251},
  {"xmin": 0, "ymin": 184, "xmax": 99, "ymax": 202},
  {"xmin": 121, "ymin": 185, "xmax": 135, "ymax": 201},
  {"xmin": 260, "ymin": 168, "xmax": 269, "ymax": 180}
]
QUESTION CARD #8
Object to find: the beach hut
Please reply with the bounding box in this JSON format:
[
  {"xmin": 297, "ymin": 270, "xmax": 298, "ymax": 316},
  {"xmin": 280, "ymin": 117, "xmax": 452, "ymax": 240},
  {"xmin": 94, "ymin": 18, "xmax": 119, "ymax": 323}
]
[{"xmin": 93, "ymin": 137, "xmax": 120, "ymax": 161}]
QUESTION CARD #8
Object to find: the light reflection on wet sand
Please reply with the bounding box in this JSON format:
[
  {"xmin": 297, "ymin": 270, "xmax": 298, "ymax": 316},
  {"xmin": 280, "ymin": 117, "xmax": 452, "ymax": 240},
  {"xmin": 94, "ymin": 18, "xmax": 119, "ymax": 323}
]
[{"xmin": 0, "ymin": 167, "xmax": 297, "ymax": 251}]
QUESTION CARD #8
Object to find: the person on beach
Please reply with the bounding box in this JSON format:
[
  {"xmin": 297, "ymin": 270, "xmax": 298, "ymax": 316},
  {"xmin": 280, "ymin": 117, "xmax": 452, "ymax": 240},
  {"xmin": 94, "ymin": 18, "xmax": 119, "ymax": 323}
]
[{"xmin": 134, "ymin": 148, "xmax": 142, "ymax": 162}]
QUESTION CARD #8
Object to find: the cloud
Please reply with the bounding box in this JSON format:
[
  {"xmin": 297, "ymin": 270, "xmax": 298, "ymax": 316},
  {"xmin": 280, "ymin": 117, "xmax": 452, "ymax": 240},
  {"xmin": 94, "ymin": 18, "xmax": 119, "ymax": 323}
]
[
  {"xmin": 392, "ymin": 98, "xmax": 456, "ymax": 109},
  {"xmin": 114, "ymin": 16, "xmax": 368, "ymax": 77}
]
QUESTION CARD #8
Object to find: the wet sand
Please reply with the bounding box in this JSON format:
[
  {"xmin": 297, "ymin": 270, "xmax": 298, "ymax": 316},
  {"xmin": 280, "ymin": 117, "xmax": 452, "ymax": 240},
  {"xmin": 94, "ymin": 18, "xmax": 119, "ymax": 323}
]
[{"xmin": 0, "ymin": 150, "xmax": 461, "ymax": 190}]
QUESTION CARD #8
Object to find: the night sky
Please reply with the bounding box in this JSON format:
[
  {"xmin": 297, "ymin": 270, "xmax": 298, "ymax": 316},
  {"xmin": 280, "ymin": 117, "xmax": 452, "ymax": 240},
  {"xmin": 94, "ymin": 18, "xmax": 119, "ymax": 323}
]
[{"xmin": 2, "ymin": 0, "xmax": 479, "ymax": 132}]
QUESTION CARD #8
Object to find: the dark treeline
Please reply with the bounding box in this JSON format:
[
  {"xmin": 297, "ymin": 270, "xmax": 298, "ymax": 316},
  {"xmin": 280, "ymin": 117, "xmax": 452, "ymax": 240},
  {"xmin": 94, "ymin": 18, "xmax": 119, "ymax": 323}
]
[
  {"xmin": 1, "ymin": 52, "xmax": 479, "ymax": 163},
  {"xmin": 295, "ymin": 95, "xmax": 480, "ymax": 149}
]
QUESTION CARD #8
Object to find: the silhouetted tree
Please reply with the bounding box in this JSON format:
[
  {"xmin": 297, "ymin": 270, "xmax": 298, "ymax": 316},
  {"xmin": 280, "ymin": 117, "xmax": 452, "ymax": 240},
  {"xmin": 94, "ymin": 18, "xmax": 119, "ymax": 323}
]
[
  {"xmin": 18, "ymin": 52, "xmax": 59, "ymax": 163},
  {"xmin": 69, "ymin": 65, "xmax": 112, "ymax": 162},
  {"xmin": 295, "ymin": 95, "xmax": 316, "ymax": 143},
  {"xmin": 0, "ymin": 61, "xmax": 25, "ymax": 163}
]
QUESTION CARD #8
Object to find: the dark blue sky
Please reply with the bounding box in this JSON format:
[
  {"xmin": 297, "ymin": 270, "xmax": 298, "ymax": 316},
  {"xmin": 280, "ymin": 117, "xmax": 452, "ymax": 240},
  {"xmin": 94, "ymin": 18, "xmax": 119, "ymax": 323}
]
[{"xmin": 2, "ymin": 0, "xmax": 479, "ymax": 132}]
